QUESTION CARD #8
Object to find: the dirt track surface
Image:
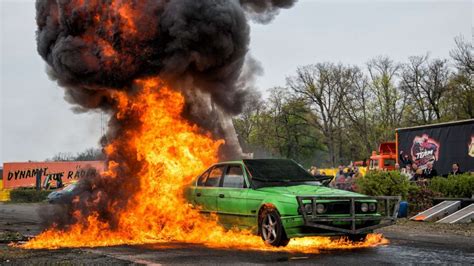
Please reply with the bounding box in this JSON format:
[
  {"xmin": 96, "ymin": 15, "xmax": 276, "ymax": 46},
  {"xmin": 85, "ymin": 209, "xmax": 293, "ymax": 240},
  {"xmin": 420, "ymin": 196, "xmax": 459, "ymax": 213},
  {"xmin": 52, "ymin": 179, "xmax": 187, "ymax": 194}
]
[{"xmin": 1, "ymin": 202, "xmax": 473, "ymax": 265}]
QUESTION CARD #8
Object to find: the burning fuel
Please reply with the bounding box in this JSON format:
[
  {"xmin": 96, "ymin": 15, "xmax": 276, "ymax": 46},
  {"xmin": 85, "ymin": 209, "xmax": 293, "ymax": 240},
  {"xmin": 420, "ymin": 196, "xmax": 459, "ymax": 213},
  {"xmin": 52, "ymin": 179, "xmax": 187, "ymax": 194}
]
[{"xmin": 23, "ymin": 0, "xmax": 389, "ymax": 252}]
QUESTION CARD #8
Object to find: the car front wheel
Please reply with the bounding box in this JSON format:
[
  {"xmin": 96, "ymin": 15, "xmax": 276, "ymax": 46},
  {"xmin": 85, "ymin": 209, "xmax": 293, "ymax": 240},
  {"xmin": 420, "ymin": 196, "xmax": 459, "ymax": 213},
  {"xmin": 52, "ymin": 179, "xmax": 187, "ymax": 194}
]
[{"xmin": 259, "ymin": 208, "xmax": 290, "ymax": 247}]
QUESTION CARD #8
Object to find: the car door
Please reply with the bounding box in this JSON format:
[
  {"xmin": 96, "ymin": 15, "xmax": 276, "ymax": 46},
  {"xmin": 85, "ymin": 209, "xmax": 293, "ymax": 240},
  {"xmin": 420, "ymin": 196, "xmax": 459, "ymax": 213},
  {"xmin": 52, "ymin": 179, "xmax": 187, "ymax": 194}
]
[
  {"xmin": 194, "ymin": 165, "xmax": 225, "ymax": 212},
  {"xmin": 217, "ymin": 164, "xmax": 250, "ymax": 228}
]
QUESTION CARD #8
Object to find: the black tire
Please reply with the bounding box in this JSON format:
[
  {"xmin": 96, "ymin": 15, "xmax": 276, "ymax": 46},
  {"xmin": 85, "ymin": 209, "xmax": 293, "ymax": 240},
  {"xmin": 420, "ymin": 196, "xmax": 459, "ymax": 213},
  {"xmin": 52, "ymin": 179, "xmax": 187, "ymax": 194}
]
[
  {"xmin": 258, "ymin": 207, "xmax": 290, "ymax": 247},
  {"xmin": 347, "ymin": 234, "xmax": 368, "ymax": 242}
]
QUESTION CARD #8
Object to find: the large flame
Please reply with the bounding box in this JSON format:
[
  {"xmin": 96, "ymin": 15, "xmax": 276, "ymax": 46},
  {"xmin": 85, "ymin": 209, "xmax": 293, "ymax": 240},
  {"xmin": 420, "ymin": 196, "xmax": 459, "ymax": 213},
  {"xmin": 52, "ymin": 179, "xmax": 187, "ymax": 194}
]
[{"xmin": 21, "ymin": 78, "xmax": 388, "ymax": 252}]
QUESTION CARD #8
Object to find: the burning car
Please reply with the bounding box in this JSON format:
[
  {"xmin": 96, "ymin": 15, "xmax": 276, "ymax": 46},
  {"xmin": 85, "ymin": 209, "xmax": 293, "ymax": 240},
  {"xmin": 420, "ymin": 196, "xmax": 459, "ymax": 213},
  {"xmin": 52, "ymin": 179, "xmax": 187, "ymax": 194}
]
[
  {"xmin": 186, "ymin": 159, "xmax": 400, "ymax": 247},
  {"xmin": 47, "ymin": 182, "xmax": 78, "ymax": 204}
]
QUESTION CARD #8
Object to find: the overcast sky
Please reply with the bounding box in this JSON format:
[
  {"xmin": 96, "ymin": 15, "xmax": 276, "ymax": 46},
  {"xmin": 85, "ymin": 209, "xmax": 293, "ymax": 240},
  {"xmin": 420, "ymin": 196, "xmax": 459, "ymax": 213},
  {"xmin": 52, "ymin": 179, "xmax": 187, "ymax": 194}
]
[{"xmin": 0, "ymin": 0, "xmax": 472, "ymax": 163}]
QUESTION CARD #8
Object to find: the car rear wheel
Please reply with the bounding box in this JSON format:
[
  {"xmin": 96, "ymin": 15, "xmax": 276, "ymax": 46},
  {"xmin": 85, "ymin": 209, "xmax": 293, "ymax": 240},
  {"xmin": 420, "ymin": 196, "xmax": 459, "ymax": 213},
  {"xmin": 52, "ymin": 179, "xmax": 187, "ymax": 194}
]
[{"xmin": 259, "ymin": 208, "xmax": 290, "ymax": 247}]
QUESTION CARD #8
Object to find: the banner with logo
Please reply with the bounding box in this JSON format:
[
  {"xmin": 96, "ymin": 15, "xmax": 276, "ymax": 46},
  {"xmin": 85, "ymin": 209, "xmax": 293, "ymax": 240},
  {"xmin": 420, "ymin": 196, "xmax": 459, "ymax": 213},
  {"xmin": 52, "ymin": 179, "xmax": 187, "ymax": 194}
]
[
  {"xmin": 397, "ymin": 120, "xmax": 474, "ymax": 175},
  {"xmin": 2, "ymin": 161, "xmax": 105, "ymax": 189}
]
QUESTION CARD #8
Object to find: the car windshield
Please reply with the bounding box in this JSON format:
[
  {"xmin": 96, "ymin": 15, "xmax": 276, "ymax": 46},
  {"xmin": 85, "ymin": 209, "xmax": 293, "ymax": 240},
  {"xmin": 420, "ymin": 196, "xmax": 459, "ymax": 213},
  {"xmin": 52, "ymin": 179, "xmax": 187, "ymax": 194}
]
[{"xmin": 243, "ymin": 159, "xmax": 317, "ymax": 186}]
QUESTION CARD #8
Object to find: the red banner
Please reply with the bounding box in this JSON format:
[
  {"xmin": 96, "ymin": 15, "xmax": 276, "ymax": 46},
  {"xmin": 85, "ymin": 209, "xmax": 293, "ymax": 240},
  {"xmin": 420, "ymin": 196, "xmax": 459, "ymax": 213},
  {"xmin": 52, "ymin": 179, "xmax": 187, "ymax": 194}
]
[{"xmin": 2, "ymin": 161, "xmax": 105, "ymax": 189}]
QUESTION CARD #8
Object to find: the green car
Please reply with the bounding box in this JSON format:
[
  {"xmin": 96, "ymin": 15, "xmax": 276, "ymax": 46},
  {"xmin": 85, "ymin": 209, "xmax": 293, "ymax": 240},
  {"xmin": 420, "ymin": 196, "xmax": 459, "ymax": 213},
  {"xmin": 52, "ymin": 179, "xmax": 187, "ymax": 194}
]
[{"xmin": 186, "ymin": 159, "xmax": 400, "ymax": 247}]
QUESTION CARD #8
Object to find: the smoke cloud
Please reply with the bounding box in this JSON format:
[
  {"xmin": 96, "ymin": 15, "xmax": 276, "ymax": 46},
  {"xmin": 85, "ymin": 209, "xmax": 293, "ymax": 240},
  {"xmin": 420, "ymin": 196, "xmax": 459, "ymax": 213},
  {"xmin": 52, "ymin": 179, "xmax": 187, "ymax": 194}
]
[
  {"xmin": 240, "ymin": 0, "xmax": 297, "ymax": 24},
  {"xmin": 35, "ymin": 0, "xmax": 296, "ymax": 228},
  {"xmin": 36, "ymin": 0, "xmax": 296, "ymax": 132}
]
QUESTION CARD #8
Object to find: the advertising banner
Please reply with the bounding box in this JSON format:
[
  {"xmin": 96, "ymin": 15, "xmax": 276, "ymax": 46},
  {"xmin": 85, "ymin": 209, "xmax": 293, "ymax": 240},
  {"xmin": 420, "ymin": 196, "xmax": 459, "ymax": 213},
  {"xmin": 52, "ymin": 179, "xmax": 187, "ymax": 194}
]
[
  {"xmin": 2, "ymin": 161, "xmax": 105, "ymax": 189},
  {"xmin": 397, "ymin": 120, "xmax": 474, "ymax": 175}
]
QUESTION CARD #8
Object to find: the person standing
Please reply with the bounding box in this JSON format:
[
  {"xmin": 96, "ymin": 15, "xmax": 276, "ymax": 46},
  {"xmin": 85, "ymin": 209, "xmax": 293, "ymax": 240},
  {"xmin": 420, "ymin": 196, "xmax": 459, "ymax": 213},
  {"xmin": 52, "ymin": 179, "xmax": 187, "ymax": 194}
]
[
  {"xmin": 449, "ymin": 163, "xmax": 463, "ymax": 176},
  {"xmin": 310, "ymin": 166, "xmax": 320, "ymax": 177},
  {"xmin": 399, "ymin": 151, "xmax": 412, "ymax": 167},
  {"xmin": 394, "ymin": 163, "xmax": 401, "ymax": 171},
  {"xmin": 401, "ymin": 164, "xmax": 414, "ymax": 180},
  {"xmin": 350, "ymin": 167, "xmax": 362, "ymax": 191},
  {"xmin": 423, "ymin": 162, "xmax": 438, "ymax": 179},
  {"xmin": 413, "ymin": 168, "xmax": 424, "ymax": 181}
]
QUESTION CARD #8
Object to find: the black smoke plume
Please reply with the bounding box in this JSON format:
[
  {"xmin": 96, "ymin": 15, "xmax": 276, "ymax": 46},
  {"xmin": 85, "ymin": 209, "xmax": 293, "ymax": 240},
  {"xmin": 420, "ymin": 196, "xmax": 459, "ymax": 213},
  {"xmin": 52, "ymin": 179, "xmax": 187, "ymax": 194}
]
[
  {"xmin": 240, "ymin": 0, "xmax": 297, "ymax": 23},
  {"xmin": 35, "ymin": 0, "xmax": 296, "ymax": 229}
]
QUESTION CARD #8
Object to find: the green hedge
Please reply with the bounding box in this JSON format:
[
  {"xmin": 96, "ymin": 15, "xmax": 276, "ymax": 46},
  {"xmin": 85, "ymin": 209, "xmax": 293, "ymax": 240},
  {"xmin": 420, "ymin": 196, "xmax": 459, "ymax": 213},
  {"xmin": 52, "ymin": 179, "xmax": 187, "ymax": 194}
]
[
  {"xmin": 9, "ymin": 187, "xmax": 51, "ymax": 202},
  {"xmin": 355, "ymin": 170, "xmax": 415, "ymax": 200},
  {"xmin": 355, "ymin": 171, "xmax": 473, "ymax": 215},
  {"xmin": 429, "ymin": 174, "xmax": 474, "ymax": 198}
]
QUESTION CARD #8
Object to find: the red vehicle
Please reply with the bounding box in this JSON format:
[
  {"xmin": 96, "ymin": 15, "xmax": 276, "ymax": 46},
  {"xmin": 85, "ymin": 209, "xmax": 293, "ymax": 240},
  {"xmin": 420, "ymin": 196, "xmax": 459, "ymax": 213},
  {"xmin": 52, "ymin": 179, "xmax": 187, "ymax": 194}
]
[{"xmin": 369, "ymin": 142, "xmax": 397, "ymax": 171}]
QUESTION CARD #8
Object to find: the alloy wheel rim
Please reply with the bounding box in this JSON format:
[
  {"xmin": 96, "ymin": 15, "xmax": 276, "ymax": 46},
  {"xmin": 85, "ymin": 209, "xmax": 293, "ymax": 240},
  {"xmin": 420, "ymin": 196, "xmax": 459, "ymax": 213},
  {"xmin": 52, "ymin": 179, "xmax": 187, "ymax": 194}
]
[{"xmin": 262, "ymin": 213, "xmax": 277, "ymax": 242}]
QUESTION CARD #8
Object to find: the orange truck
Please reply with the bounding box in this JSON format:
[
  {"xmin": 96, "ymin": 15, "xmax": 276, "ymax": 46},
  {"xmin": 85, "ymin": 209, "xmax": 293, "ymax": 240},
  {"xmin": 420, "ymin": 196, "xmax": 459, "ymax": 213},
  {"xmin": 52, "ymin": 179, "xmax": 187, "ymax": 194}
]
[{"xmin": 369, "ymin": 142, "xmax": 397, "ymax": 171}]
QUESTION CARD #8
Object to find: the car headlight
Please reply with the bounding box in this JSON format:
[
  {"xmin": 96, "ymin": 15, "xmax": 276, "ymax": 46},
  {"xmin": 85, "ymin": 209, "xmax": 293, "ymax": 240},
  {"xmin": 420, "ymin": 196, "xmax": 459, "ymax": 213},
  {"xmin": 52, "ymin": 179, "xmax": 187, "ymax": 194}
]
[
  {"xmin": 316, "ymin": 203, "xmax": 326, "ymax": 214},
  {"xmin": 369, "ymin": 203, "xmax": 377, "ymax": 212},
  {"xmin": 304, "ymin": 204, "xmax": 313, "ymax": 214},
  {"xmin": 361, "ymin": 203, "xmax": 369, "ymax": 212}
]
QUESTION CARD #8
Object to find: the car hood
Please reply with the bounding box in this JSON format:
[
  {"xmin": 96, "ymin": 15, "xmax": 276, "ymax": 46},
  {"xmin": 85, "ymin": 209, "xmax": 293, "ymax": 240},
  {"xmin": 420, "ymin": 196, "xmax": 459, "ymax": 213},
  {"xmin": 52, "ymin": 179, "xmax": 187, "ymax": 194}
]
[
  {"xmin": 47, "ymin": 191, "xmax": 60, "ymax": 199},
  {"xmin": 255, "ymin": 184, "xmax": 367, "ymax": 198},
  {"xmin": 47, "ymin": 190, "xmax": 67, "ymax": 199}
]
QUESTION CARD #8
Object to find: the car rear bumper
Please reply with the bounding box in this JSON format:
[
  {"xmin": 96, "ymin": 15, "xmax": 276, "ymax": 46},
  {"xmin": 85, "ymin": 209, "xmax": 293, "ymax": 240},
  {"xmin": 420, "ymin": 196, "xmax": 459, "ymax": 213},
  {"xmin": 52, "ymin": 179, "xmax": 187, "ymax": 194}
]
[{"xmin": 294, "ymin": 196, "xmax": 401, "ymax": 235}]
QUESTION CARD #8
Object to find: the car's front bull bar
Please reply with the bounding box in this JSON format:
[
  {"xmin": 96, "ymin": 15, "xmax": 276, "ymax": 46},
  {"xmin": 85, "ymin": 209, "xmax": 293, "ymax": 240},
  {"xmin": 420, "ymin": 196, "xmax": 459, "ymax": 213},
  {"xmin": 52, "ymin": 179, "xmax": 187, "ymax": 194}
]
[{"xmin": 296, "ymin": 196, "xmax": 401, "ymax": 234}]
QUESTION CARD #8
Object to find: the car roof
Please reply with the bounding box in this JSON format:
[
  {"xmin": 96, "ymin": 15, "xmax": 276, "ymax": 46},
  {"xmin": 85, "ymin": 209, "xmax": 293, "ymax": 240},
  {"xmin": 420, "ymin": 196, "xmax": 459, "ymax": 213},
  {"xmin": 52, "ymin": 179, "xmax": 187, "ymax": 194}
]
[
  {"xmin": 212, "ymin": 160, "xmax": 243, "ymax": 165},
  {"xmin": 213, "ymin": 159, "xmax": 295, "ymax": 165}
]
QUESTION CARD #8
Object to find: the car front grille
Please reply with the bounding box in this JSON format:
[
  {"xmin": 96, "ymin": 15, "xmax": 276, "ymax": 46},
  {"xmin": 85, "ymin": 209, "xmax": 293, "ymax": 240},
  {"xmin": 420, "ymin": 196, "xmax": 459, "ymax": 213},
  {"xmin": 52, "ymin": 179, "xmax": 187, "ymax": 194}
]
[
  {"xmin": 326, "ymin": 202, "xmax": 350, "ymax": 214},
  {"xmin": 324, "ymin": 201, "xmax": 376, "ymax": 214}
]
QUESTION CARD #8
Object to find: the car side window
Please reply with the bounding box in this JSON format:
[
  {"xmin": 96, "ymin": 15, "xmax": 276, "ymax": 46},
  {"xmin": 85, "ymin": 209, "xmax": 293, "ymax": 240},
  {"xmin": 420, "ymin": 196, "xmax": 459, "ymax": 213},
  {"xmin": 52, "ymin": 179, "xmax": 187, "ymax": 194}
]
[
  {"xmin": 197, "ymin": 169, "xmax": 211, "ymax": 186},
  {"xmin": 222, "ymin": 165, "xmax": 245, "ymax": 188},
  {"xmin": 205, "ymin": 166, "xmax": 225, "ymax": 187}
]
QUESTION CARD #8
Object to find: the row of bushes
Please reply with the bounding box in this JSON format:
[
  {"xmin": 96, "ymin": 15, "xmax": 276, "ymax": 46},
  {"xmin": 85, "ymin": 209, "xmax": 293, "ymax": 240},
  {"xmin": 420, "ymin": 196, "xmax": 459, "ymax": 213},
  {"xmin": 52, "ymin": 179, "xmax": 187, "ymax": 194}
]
[
  {"xmin": 9, "ymin": 187, "xmax": 51, "ymax": 202},
  {"xmin": 355, "ymin": 171, "xmax": 474, "ymax": 214},
  {"xmin": 430, "ymin": 175, "xmax": 474, "ymax": 198}
]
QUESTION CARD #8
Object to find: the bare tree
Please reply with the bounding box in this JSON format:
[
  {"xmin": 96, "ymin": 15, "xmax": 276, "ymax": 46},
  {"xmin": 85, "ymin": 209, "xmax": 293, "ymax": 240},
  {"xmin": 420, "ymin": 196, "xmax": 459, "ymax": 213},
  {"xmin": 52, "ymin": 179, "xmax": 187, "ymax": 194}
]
[
  {"xmin": 287, "ymin": 63, "xmax": 354, "ymax": 166},
  {"xmin": 400, "ymin": 55, "xmax": 450, "ymax": 123},
  {"xmin": 232, "ymin": 38, "xmax": 471, "ymax": 166},
  {"xmin": 340, "ymin": 66, "xmax": 378, "ymax": 155},
  {"xmin": 450, "ymin": 35, "xmax": 474, "ymax": 74},
  {"xmin": 449, "ymin": 36, "xmax": 474, "ymax": 118},
  {"xmin": 49, "ymin": 152, "xmax": 75, "ymax": 161},
  {"xmin": 367, "ymin": 56, "xmax": 406, "ymax": 139},
  {"xmin": 48, "ymin": 148, "xmax": 104, "ymax": 161},
  {"xmin": 75, "ymin": 148, "xmax": 105, "ymax": 161},
  {"xmin": 233, "ymin": 91, "xmax": 265, "ymax": 144}
]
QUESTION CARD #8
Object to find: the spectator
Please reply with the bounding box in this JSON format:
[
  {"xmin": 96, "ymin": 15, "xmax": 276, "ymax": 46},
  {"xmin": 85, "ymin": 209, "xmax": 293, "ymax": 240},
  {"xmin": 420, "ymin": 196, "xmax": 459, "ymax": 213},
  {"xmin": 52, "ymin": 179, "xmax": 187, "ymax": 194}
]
[
  {"xmin": 423, "ymin": 162, "xmax": 438, "ymax": 179},
  {"xmin": 335, "ymin": 173, "xmax": 347, "ymax": 190},
  {"xmin": 310, "ymin": 166, "xmax": 320, "ymax": 177},
  {"xmin": 401, "ymin": 164, "xmax": 414, "ymax": 180},
  {"xmin": 413, "ymin": 168, "xmax": 424, "ymax": 181},
  {"xmin": 350, "ymin": 167, "xmax": 362, "ymax": 191},
  {"xmin": 449, "ymin": 163, "xmax": 463, "ymax": 176},
  {"xmin": 394, "ymin": 163, "xmax": 400, "ymax": 171},
  {"xmin": 337, "ymin": 165, "xmax": 346, "ymax": 177},
  {"xmin": 352, "ymin": 166, "xmax": 361, "ymax": 178},
  {"xmin": 334, "ymin": 165, "xmax": 350, "ymax": 190},
  {"xmin": 346, "ymin": 166, "xmax": 355, "ymax": 178},
  {"xmin": 399, "ymin": 151, "xmax": 412, "ymax": 167}
]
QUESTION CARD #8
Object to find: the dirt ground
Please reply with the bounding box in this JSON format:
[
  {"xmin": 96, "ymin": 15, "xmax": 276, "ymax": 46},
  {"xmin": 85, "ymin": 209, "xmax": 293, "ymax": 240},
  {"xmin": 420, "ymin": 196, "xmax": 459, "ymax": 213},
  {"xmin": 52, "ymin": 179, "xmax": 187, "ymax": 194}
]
[
  {"xmin": 382, "ymin": 218, "xmax": 474, "ymax": 238},
  {"xmin": 0, "ymin": 245, "xmax": 131, "ymax": 265},
  {"xmin": 1, "ymin": 202, "xmax": 473, "ymax": 264}
]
